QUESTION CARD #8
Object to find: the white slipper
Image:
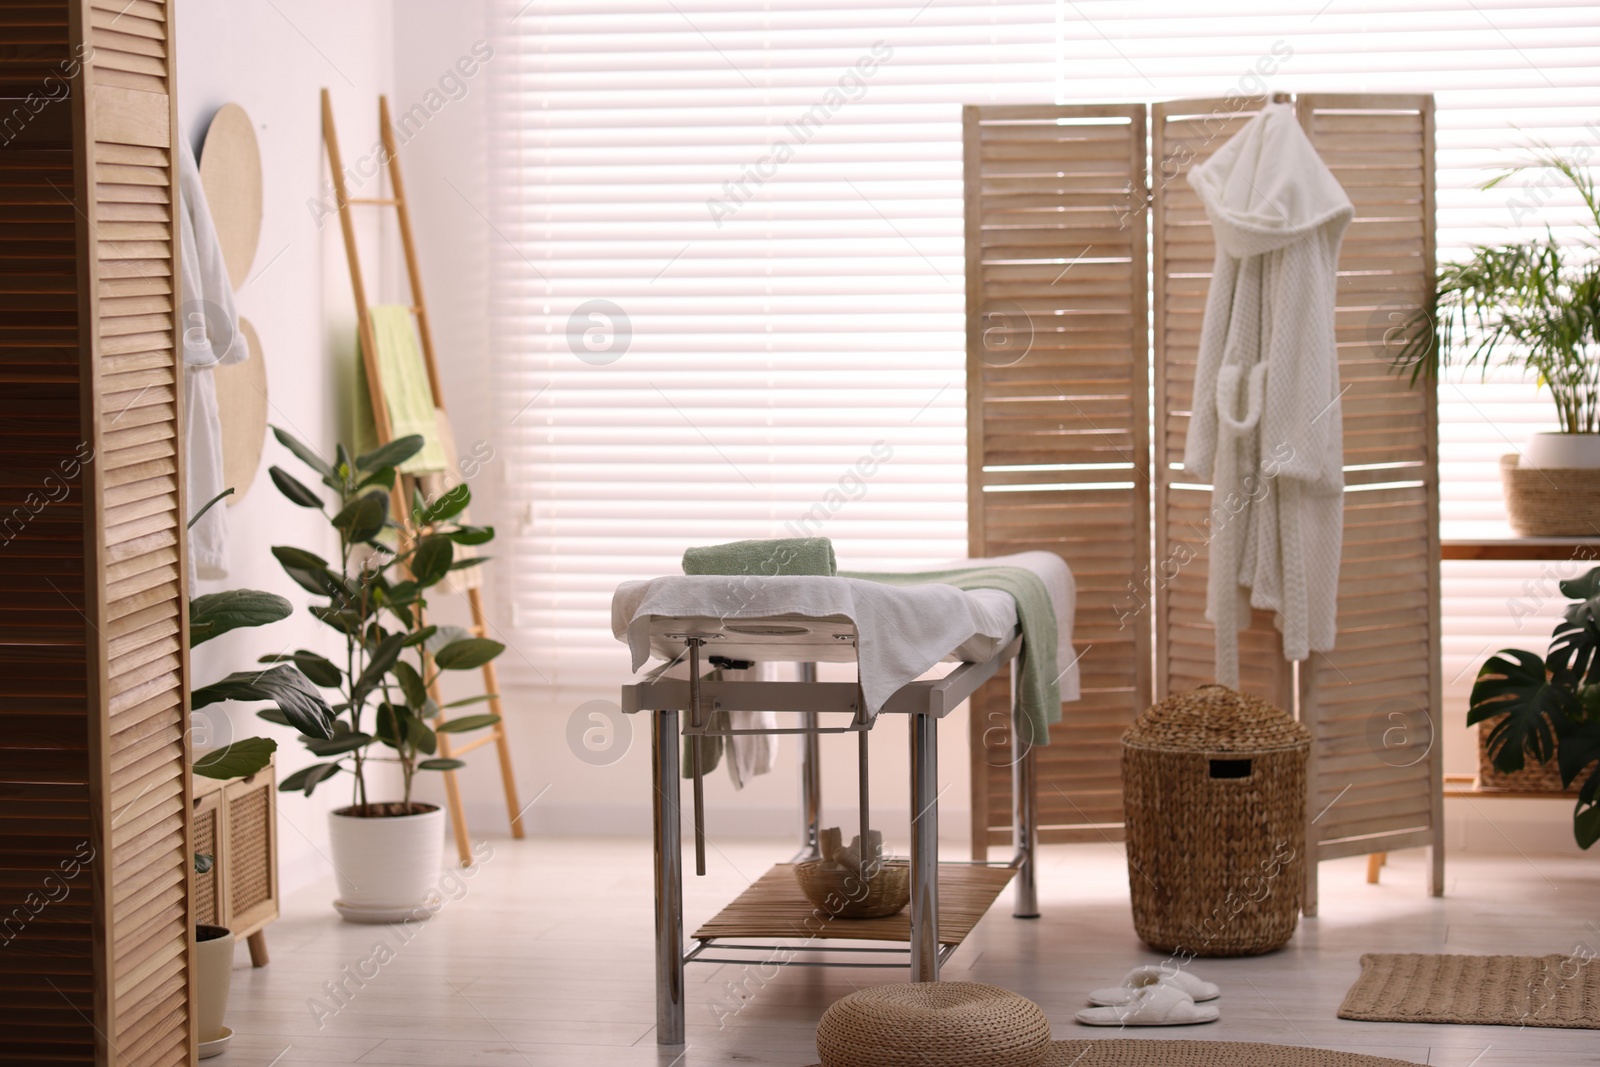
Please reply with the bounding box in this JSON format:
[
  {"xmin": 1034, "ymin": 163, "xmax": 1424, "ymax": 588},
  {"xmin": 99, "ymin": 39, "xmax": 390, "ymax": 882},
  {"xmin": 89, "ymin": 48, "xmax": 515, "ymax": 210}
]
[
  {"xmin": 1075, "ymin": 983, "xmax": 1220, "ymax": 1027},
  {"xmin": 1088, "ymin": 964, "xmax": 1220, "ymax": 1007}
]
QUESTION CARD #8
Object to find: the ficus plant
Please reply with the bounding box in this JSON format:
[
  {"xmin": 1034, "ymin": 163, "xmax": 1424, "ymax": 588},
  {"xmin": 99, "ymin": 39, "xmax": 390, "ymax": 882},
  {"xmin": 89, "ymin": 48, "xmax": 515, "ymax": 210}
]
[
  {"xmin": 260, "ymin": 427, "xmax": 504, "ymax": 816},
  {"xmin": 1470, "ymin": 564, "xmax": 1600, "ymax": 848}
]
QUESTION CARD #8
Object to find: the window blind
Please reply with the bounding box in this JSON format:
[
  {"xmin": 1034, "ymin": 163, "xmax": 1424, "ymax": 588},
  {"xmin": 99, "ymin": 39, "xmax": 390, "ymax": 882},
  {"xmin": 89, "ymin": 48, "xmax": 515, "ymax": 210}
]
[{"xmin": 491, "ymin": 1, "xmax": 1600, "ymax": 696}]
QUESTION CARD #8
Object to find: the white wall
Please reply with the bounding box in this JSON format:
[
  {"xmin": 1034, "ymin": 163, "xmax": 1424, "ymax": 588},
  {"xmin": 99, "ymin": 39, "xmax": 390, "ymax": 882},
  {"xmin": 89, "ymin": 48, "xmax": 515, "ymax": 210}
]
[{"xmin": 176, "ymin": 0, "xmax": 395, "ymax": 894}]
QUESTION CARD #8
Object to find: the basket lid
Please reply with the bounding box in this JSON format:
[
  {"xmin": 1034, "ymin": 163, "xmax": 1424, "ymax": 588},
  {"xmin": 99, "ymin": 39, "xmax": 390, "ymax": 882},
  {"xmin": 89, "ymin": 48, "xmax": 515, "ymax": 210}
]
[{"xmin": 1123, "ymin": 684, "xmax": 1310, "ymax": 753}]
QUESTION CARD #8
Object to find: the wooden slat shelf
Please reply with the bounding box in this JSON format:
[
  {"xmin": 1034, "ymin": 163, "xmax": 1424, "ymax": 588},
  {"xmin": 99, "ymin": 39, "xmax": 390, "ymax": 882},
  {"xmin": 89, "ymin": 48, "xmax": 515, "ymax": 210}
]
[
  {"xmin": 1442, "ymin": 537, "xmax": 1600, "ymax": 561},
  {"xmin": 693, "ymin": 863, "xmax": 1016, "ymax": 947},
  {"xmin": 1443, "ymin": 772, "xmax": 1579, "ymax": 801}
]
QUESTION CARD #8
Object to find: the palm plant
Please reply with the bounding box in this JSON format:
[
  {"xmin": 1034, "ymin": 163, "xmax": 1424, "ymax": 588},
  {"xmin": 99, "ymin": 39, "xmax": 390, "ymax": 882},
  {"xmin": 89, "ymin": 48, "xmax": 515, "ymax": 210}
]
[
  {"xmin": 262, "ymin": 427, "xmax": 504, "ymax": 815},
  {"xmin": 1396, "ymin": 150, "xmax": 1600, "ymax": 433}
]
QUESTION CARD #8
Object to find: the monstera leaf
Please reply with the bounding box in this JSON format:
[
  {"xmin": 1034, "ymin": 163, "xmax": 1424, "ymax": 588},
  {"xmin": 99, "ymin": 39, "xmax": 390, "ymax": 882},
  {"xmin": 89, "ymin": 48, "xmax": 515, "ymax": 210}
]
[{"xmin": 1468, "ymin": 649, "xmax": 1567, "ymax": 772}]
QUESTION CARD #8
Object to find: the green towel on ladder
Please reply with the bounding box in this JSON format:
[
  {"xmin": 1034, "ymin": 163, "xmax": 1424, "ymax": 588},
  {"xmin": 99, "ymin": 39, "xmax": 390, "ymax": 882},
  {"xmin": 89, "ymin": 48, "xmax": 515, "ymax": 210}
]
[
  {"xmin": 840, "ymin": 565, "xmax": 1061, "ymax": 747},
  {"xmin": 354, "ymin": 305, "xmax": 447, "ymax": 474}
]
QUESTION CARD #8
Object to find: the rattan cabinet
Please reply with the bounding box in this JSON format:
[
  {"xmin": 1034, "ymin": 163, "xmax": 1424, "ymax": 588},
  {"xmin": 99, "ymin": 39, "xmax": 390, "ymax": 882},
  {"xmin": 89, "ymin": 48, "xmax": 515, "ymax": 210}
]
[{"xmin": 192, "ymin": 759, "xmax": 278, "ymax": 966}]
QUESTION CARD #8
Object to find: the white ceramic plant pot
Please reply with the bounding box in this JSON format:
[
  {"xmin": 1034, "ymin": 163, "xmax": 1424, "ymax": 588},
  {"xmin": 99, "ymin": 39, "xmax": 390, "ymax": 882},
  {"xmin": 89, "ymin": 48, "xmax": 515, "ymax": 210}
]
[
  {"xmin": 327, "ymin": 804, "xmax": 445, "ymax": 922},
  {"xmin": 193, "ymin": 925, "xmax": 234, "ymax": 1043},
  {"xmin": 1524, "ymin": 432, "xmax": 1600, "ymax": 469}
]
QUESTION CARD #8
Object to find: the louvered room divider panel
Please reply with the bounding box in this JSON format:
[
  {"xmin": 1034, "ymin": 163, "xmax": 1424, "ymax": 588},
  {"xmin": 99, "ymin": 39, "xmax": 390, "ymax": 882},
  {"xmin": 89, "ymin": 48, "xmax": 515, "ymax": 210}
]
[
  {"xmin": 1151, "ymin": 96, "xmax": 1296, "ymax": 713},
  {"xmin": 0, "ymin": 2, "xmax": 193, "ymax": 1062},
  {"xmin": 963, "ymin": 105, "xmax": 1151, "ymax": 852},
  {"xmin": 91, "ymin": 2, "xmax": 194, "ymax": 1060},
  {"xmin": 1293, "ymin": 94, "xmax": 1442, "ymax": 910},
  {"xmin": 0, "ymin": 3, "xmax": 98, "ymax": 1061},
  {"xmin": 1148, "ymin": 92, "xmax": 1441, "ymax": 909}
]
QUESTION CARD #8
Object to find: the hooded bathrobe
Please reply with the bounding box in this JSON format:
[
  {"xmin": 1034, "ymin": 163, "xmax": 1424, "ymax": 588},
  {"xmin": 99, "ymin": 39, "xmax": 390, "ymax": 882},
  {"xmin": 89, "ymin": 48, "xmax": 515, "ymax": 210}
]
[
  {"xmin": 1182, "ymin": 103, "xmax": 1354, "ymax": 688},
  {"xmin": 177, "ymin": 138, "xmax": 249, "ymax": 583}
]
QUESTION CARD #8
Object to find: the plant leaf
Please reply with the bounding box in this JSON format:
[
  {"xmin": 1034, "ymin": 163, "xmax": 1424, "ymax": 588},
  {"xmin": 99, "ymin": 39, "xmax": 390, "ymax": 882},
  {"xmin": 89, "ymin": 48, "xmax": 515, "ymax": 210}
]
[
  {"xmin": 410, "ymin": 536, "xmax": 454, "ymax": 587},
  {"xmin": 272, "ymin": 546, "xmax": 349, "ymax": 602},
  {"xmin": 410, "ymin": 718, "xmax": 437, "ymax": 755},
  {"xmin": 443, "ymin": 693, "xmax": 497, "ymax": 709},
  {"xmin": 1469, "ymin": 649, "xmax": 1565, "ymax": 771},
  {"xmin": 352, "ymin": 632, "xmax": 408, "ymax": 706},
  {"xmin": 192, "ymin": 665, "xmax": 336, "ymax": 740},
  {"xmin": 279, "ymin": 761, "xmax": 341, "ymax": 796},
  {"xmin": 358, "ymin": 466, "xmax": 396, "ymax": 493},
  {"xmin": 333, "ymin": 491, "xmax": 390, "ymax": 546},
  {"xmin": 433, "ymin": 638, "xmax": 505, "ymax": 671},
  {"xmin": 272, "ymin": 425, "xmax": 336, "ymax": 481},
  {"xmin": 289, "ymin": 650, "xmax": 342, "ymax": 689},
  {"xmin": 435, "ymin": 713, "xmax": 501, "ymax": 734},
  {"xmin": 269, "ymin": 465, "xmax": 325, "ymax": 509},
  {"xmin": 304, "ymin": 731, "xmax": 374, "ymax": 757},
  {"xmin": 417, "ymin": 483, "xmax": 471, "ymax": 525},
  {"xmin": 402, "ymin": 624, "xmax": 437, "ymax": 648},
  {"xmin": 355, "ymin": 435, "xmax": 425, "ymax": 473},
  {"xmin": 194, "ymin": 853, "xmax": 214, "ymax": 875},
  {"xmin": 449, "ymin": 556, "xmax": 488, "ymax": 571},
  {"xmin": 418, "ymin": 758, "xmax": 466, "ymax": 772},
  {"xmin": 188, "ymin": 487, "xmax": 235, "ymax": 530},
  {"xmin": 393, "ymin": 659, "xmax": 429, "ymax": 710},
  {"xmin": 192, "ymin": 737, "xmax": 277, "ymax": 780},
  {"xmin": 256, "ymin": 708, "xmax": 293, "ymax": 728},
  {"xmin": 189, "ymin": 589, "xmax": 292, "ymax": 646},
  {"xmin": 444, "ymin": 525, "xmax": 493, "ymax": 546},
  {"xmin": 1559, "ymin": 565, "xmax": 1600, "ymax": 602}
]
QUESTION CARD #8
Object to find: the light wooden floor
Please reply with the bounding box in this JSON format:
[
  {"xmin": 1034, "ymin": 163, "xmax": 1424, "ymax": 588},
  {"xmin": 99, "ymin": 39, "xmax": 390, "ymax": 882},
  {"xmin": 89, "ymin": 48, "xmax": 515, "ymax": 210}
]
[{"xmin": 222, "ymin": 838, "xmax": 1600, "ymax": 1066}]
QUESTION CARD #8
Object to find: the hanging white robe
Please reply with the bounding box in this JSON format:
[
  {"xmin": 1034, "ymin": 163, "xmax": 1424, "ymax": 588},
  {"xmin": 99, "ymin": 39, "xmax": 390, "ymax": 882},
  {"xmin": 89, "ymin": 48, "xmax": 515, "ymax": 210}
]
[
  {"xmin": 1182, "ymin": 103, "xmax": 1353, "ymax": 688},
  {"xmin": 177, "ymin": 138, "xmax": 249, "ymax": 582}
]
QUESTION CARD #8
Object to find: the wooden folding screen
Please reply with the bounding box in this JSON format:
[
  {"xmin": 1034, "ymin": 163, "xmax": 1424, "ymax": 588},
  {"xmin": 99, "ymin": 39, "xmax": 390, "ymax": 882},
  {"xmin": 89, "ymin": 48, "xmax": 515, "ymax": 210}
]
[
  {"xmin": 963, "ymin": 105, "xmax": 1151, "ymax": 853},
  {"xmin": 1, "ymin": 2, "xmax": 195, "ymax": 1063},
  {"xmin": 967, "ymin": 95, "xmax": 1443, "ymax": 901}
]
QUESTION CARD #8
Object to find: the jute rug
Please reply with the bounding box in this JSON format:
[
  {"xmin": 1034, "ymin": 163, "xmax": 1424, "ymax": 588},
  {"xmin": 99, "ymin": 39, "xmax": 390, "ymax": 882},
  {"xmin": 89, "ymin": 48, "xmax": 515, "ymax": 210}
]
[
  {"xmin": 806, "ymin": 1039, "xmax": 1421, "ymax": 1066},
  {"xmin": 1338, "ymin": 952, "xmax": 1600, "ymax": 1029}
]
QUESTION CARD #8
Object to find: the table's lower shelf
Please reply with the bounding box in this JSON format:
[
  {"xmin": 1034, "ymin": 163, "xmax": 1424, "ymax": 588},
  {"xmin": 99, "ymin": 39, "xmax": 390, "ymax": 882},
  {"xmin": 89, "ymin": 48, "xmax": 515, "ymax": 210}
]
[{"xmin": 692, "ymin": 862, "xmax": 1016, "ymax": 947}]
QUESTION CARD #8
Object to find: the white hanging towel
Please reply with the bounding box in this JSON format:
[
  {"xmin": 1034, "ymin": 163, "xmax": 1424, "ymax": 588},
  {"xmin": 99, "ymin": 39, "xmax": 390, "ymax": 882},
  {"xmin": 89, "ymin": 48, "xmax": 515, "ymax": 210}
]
[
  {"xmin": 1182, "ymin": 103, "xmax": 1353, "ymax": 688},
  {"xmin": 177, "ymin": 138, "xmax": 250, "ymax": 582}
]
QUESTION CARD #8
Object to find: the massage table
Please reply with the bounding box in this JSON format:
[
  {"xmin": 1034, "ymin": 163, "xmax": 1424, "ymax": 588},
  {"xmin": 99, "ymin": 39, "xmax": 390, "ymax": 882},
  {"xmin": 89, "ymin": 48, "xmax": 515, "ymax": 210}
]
[{"xmin": 613, "ymin": 552, "xmax": 1076, "ymax": 1045}]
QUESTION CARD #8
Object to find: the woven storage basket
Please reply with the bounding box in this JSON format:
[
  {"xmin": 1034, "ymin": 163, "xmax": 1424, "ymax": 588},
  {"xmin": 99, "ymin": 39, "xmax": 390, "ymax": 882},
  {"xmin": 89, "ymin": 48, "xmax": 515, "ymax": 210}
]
[
  {"xmin": 814, "ymin": 982, "xmax": 1051, "ymax": 1067},
  {"xmin": 1500, "ymin": 454, "xmax": 1600, "ymax": 536},
  {"xmin": 1122, "ymin": 684, "xmax": 1311, "ymax": 958},
  {"xmin": 1476, "ymin": 716, "xmax": 1568, "ymax": 792},
  {"xmin": 794, "ymin": 859, "xmax": 911, "ymax": 919}
]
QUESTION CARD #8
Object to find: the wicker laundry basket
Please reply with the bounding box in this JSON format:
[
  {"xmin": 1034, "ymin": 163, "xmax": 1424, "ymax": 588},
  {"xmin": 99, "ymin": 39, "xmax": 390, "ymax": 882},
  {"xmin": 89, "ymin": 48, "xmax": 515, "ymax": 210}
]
[
  {"xmin": 1476, "ymin": 716, "xmax": 1568, "ymax": 792},
  {"xmin": 1122, "ymin": 684, "xmax": 1311, "ymax": 958}
]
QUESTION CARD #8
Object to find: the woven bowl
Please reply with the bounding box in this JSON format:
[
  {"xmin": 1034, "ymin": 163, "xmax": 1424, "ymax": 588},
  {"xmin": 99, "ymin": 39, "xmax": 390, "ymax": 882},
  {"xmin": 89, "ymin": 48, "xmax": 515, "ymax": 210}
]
[
  {"xmin": 793, "ymin": 859, "xmax": 910, "ymax": 919},
  {"xmin": 815, "ymin": 982, "xmax": 1051, "ymax": 1067},
  {"xmin": 1500, "ymin": 454, "xmax": 1600, "ymax": 536}
]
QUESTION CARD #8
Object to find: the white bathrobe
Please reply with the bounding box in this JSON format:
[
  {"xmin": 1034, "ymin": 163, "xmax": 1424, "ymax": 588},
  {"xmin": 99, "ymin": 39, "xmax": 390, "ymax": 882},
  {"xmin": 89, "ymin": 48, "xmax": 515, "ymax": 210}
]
[
  {"xmin": 1182, "ymin": 103, "xmax": 1353, "ymax": 688},
  {"xmin": 178, "ymin": 139, "xmax": 249, "ymax": 582}
]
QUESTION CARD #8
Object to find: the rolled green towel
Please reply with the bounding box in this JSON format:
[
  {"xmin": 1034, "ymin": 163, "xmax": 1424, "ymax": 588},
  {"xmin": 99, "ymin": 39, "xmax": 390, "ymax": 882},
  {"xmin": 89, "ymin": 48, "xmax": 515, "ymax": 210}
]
[{"xmin": 682, "ymin": 537, "xmax": 837, "ymax": 577}]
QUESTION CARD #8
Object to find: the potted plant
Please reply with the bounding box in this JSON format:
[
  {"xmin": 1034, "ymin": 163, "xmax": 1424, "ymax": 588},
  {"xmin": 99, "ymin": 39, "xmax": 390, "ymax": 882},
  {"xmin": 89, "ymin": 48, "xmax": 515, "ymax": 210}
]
[
  {"xmin": 1469, "ymin": 564, "xmax": 1600, "ymax": 848},
  {"xmin": 1396, "ymin": 150, "xmax": 1600, "ymax": 533},
  {"xmin": 185, "ymin": 487, "xmax": 338, "ymax": 1056},
  {"xmin": 259, "ymin": 427, "xmax": 504, "ymax": 921}
]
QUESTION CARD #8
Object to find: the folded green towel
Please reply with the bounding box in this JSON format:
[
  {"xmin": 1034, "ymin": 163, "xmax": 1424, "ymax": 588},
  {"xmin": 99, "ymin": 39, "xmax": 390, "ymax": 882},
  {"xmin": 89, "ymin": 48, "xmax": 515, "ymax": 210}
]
[
  {"xmin": 353, "ymin": 305, "xmax": 447, "ymax": 474},
  {"xmin": 841, "ymin": 565, "xmax": 1061, "ymax": 747},
  {"xmin": 682, "ymin": 537, "xmax": 837, "ymax": 577}
]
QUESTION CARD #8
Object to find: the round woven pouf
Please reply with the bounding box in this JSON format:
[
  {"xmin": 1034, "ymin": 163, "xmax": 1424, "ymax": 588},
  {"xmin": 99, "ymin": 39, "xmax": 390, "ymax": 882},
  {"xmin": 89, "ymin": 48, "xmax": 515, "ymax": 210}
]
[{"xmin": 813, "ymin": 982, "xmax": 1052, "ymax": 1067}]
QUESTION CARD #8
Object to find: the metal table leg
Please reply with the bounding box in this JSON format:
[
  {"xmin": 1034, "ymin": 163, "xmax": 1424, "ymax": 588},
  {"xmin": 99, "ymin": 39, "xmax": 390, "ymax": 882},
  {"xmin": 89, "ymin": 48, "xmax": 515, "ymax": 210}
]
[
  {"xmin": 1012, "ymin": 652, "xmax": 1040, "ymax": 918},
  {"xmin": 1013, "ymin": 742, "xmax": 1039, "ymax": 918},
  {"xmin": 798, "ymin": 663, "xmax": 821, "ymax": 859},
  {"xmin": 652, "ymin": 708, "xmax": 685, "ymax": 1045},
  {"xmin": 908, "ymin": 709, "xmax": 940, "ymax": 982}
]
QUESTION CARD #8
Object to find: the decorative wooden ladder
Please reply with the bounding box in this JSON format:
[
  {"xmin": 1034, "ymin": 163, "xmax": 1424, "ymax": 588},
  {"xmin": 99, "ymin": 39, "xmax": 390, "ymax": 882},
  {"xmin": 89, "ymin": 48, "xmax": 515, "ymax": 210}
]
[{"xmin": 320, "ymin": 89, "xmax": 525, "ymax": 866}]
